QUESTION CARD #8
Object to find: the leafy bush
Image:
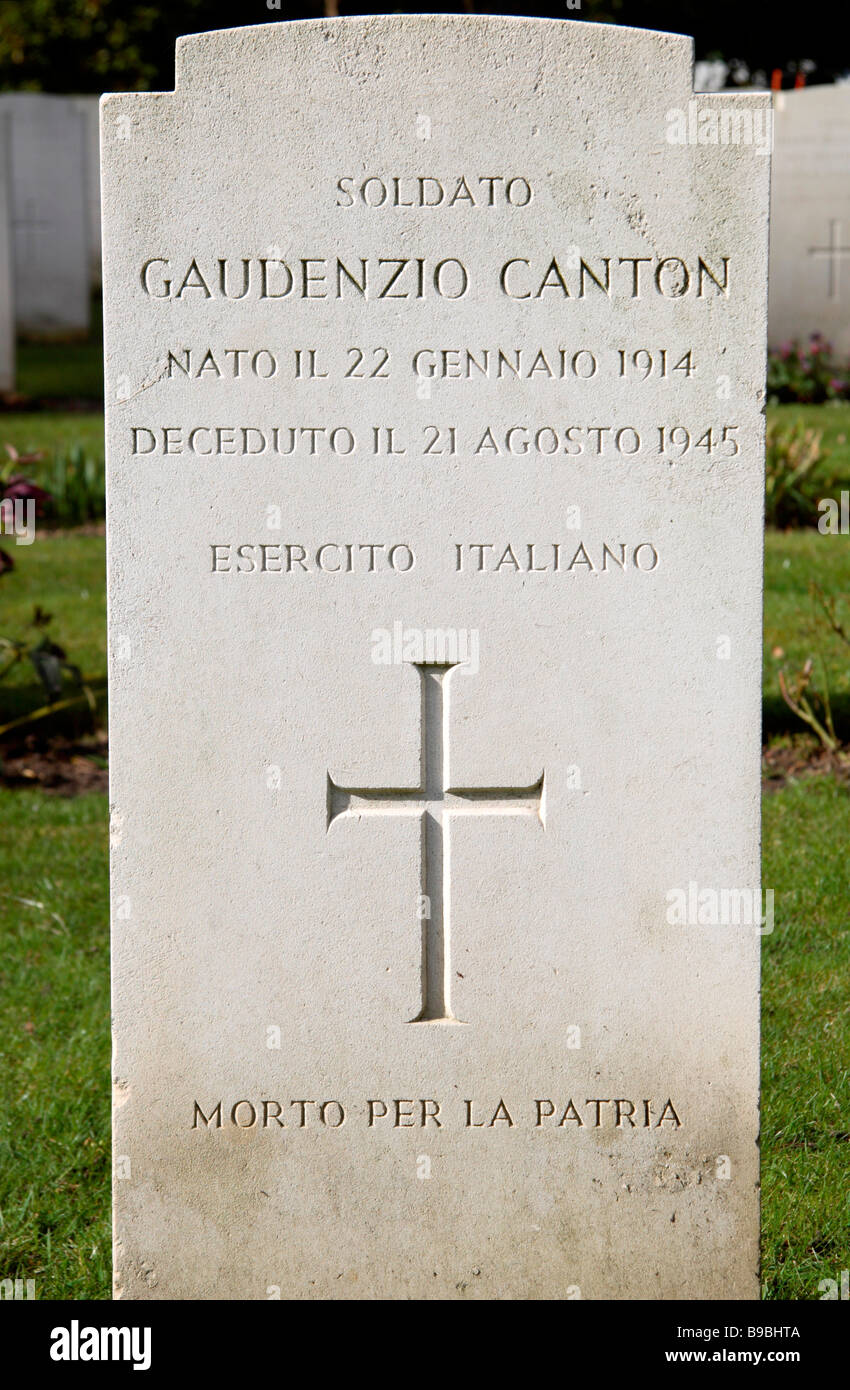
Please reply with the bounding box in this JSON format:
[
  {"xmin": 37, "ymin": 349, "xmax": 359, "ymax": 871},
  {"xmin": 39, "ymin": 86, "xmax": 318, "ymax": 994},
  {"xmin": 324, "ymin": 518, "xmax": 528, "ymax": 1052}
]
[
  {"xmin": 2, "ymin": 442, "xmax": 104, "ymax": 527},
  {"xmin": 767, "ymin": 334, "xmax": 850, "ymax": 404},
  {"xmin": 48, "ymin": 445, "xmax": 105, "ymax": 526},
  {"xmin": 1, "ymin": 444, "xmax": 51, "ymax": 532},
  {"xmin": 0, "ymin": 604, "xmax": 94, "ymax": 741},
  {"xmin": 764, "ymin": 421, "xmax": 834, "ymax": 529},
  {"xmin": 778, "ymin": 585, "xmax": 850, "ymax": 754}
]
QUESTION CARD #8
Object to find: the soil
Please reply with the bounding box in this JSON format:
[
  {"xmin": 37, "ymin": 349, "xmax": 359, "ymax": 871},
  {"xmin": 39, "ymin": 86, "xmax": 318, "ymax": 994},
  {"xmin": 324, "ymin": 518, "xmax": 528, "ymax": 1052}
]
[
  {"xmin": 762, "ymin": 740, "xmax": 850, "ymax": 792},
  {"xmin": 0, "ymin": 731, "xmax": 109, "ymax": 795}
]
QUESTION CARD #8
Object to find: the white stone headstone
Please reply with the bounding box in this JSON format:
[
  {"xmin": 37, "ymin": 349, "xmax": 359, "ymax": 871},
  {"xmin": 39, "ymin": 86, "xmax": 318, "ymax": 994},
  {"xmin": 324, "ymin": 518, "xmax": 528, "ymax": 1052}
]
[
  {"xmin": 0, "ymin": 94, "xmax": 90, "ymax": 339},
  {"xmin": 104, "ymin": 17, "xmax": 769, "ymax": 1300},
  {"xmin": 71, "ymin": 96, "xmax": 103, "ymax": 289},
  {"xmin": 0, "ymin": 114, "xmax": 14, "ymax": 392},
  {"xmin": 769, "ymin": 85, "xmax": 850, "ymax": 355}
]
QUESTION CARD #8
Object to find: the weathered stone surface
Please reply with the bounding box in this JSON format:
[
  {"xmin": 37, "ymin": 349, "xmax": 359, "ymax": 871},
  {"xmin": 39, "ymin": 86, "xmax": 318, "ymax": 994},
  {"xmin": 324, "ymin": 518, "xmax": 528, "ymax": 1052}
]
[
  {"xmin": 104, "ymin": 17, "xmax": 769, "ymax": 1300},
  {"xmin": 769, "ymin": 85, "xmax": 850, "ymax": 355}
]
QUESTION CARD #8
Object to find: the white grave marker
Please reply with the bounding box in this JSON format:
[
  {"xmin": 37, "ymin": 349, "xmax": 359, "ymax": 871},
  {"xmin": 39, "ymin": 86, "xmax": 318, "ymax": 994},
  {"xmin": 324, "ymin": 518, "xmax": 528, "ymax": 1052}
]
[
  {"xmin": 104, "ymin": 17, "xmax": 769, "ymax": 1300},
  {"xmin": 0, "ymin": 94, "xmax": 90, "ymax": 339},
  {"xmin": 0, "ymin": 114, "xmax": 14, "ymax": 392},
  {"xmin": 71, "ymin": 96, "xmax": 103, "ymax": 290},
  {"xmin": 769, "ymin": 85, "xmax": 850, "ymax": 355}
]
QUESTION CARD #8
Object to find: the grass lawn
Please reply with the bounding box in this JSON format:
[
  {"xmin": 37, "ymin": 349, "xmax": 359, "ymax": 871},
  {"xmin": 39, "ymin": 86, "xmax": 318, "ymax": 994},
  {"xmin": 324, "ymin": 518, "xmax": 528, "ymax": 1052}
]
[
  {"xmin": 0, "ymin": 789, "xmax": 110, "ymax": 1300},
  {"xmin": 14, "ymin": 298, "xmax": 104, "ymax": 406},
  {"xmin": 1, "ymin": 414, "xmax": 104, "ymax": 472},
  {"xmin": 0, "ymin": 534, "xmax": 106, "ymax": 733},
  {"xmin": 1, "ymin": 398, "xmax": 850, "ymax": 1297},
  {"xmin": 764, "ymin": 530, "xmax": 850, "ymax": 743},
  {"xmin": 762, "ymin": 776, "xmax": 850, "ymax": 1300},
  {"xmin": 2, "ymin": 295, "xmax": 103, "ymax": 486},
  {"xmin": 769, "ymin": 401, "xmax": 850, "ymax": 488}
]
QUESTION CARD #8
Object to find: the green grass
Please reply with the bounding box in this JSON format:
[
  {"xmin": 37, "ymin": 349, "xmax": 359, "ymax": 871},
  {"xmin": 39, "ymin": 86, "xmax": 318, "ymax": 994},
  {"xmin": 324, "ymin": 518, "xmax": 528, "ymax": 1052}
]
[
  {"xmin": 1, "ymin": 414, "xmax": 104, "ymax": 470},
  {"xmin": 763, "ymin": 400, "xmax": 850, "ymax": 743},
  {"xmin": 762, "ymin": 776, "xmax": 850, "ymax": 1299},
  {"xmin": 768, "ymin": 401, "xmax": 850, "ymax": 486},
  {"xmin": 0, "ymin": 789, "xmax": 110, "ymax": 1300},
  {"xmin": 764, "ymin": 530, "xmax": 850, "ymax": 742},
  {"xmin": 15, "ymin": 297, "xmax": 104, "ymax": 404},
  {"xmin": 0, "ymin": 534, "xmax": 106, "ymax": 731},
  {"xmin": 2, "ymin": 294, "xmax": 103, "ymax": 491}
]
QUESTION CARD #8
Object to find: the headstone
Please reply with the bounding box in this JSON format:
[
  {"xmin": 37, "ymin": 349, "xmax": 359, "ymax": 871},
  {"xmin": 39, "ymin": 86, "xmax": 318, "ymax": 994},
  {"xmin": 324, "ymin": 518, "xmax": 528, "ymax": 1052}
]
[
  {"xmin": 103, "ymin": 17, "xmax": 769, "ymax": 1300},
  {"xmin": 0, "ymin": 114, "xmax": 14, "ymax": 392},
  {"xmin": 71, "ymin": 96, "xmax": 103, "ymax": 289},
  {"xmin": 0, "ymin": 94, "xmax": 90, "ymax": 339},
  {"xmin": 693, "ymin": 60, "xmax": 729, "ymax": 93},
  {"xmin": 769, "ymin": 85, "xmax": 850, "ymax": 355}
]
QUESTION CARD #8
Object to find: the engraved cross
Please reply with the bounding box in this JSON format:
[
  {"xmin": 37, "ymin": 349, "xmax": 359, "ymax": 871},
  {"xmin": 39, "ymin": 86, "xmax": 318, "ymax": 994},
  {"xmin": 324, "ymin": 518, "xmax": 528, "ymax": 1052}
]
[
  {"xmin": 327, "ymin": 663, "xmax": 545, "ymax": 1024},
  {"xmin": 809, "ymin": 219, "xmax": 850, "ymax": 301},
  {"xmin": 13, "ymin": 199, "xmax": 52, "ymax": 266}
]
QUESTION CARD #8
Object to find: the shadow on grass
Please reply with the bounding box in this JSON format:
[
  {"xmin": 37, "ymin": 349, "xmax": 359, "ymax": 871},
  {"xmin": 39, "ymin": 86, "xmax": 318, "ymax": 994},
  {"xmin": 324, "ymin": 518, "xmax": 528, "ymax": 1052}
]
[
  {"xmin": 0, "ymin": 680, "xmax": 107, "ymax": 743},
  {"xmin": 763, "ymin": 690, "xmax": 850, "ymax": 745}
]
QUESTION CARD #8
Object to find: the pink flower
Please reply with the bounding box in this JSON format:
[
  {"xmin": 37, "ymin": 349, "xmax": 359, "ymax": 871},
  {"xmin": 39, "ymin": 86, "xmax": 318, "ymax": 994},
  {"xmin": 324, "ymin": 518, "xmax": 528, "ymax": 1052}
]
[{"xmin": 1, "ymin": 476, "xmax": 51, "ymax": 516}]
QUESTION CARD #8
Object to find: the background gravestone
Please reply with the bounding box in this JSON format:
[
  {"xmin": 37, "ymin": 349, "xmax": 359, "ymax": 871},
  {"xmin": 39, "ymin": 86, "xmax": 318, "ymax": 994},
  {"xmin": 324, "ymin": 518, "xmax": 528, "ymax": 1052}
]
[
  {"xmin": 0, "ymin": 114, "xmax": 14, "ymax": 392},
  {"xmin": 0, "ymin": 93, "xmax": 90, "ymax": 339},
  {"xmin": 103, "ymin": 17, "xmax": 769, "ymax": 1300},
  {"xmin": 71, "ymin": 96, "xmax": 103, "ymax": 290},
  {"xmin": 769, "ymin": 86, "xmax": 850, "ymax": 356}
]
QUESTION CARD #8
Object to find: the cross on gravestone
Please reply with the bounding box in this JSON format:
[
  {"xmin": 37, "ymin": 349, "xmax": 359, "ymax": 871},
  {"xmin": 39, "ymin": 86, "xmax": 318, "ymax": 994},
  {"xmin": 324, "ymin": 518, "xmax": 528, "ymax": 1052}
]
[
  {"xmin": 12, "ymin": 198, "xmax": 52, "ymax": 268},
  {"xmin": 808, "ymin": 219, "xmax": 850, "ymax": 301},
  {"xmin": 327, "ymin": 662, "xmax": 545, "ymax": 1024}
]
